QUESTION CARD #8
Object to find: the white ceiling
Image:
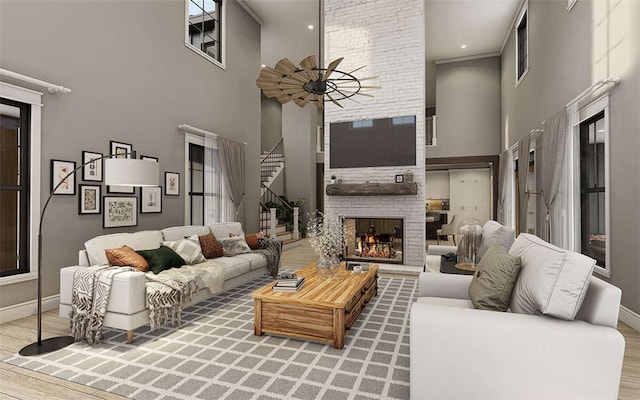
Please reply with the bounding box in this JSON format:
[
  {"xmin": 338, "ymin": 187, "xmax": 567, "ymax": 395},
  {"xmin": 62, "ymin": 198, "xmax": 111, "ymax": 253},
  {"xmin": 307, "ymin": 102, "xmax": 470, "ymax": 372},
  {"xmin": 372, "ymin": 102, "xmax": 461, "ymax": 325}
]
[
  {"xmin": 242, "ymin": 0, "xmax": 521, "ymax": 105},
  {"xmin": 425, "ymin": 0, "xmax": 520, "ymax": 63}
]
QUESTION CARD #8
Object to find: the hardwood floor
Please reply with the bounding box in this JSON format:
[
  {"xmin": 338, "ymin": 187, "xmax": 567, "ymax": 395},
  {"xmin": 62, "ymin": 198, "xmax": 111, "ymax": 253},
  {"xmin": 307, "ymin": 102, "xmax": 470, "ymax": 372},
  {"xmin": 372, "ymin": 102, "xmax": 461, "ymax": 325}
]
[{"xmin": 1, "ymin": 239, "xmax": 638, "ymax": 399}]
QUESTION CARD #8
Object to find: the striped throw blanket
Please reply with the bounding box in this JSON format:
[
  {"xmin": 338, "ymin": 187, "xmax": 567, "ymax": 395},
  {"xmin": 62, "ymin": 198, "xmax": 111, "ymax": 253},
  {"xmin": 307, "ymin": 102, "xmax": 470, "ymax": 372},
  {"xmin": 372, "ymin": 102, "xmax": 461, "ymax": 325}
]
[{"xmin": 70, "ymin": 265, "xmax": 197, "ymax": 344}]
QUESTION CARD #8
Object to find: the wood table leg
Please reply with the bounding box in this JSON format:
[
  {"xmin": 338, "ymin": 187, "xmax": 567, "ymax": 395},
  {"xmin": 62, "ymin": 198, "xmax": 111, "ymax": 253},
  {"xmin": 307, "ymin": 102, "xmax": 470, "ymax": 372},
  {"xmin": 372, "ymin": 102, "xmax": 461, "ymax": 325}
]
[
  {"xmin": 254, "ymin": 299, "xmax": 263, "ymax": 336},
  {"xmin": 333, "ymin": 308, "xmax": 345, "ymax": 349}
]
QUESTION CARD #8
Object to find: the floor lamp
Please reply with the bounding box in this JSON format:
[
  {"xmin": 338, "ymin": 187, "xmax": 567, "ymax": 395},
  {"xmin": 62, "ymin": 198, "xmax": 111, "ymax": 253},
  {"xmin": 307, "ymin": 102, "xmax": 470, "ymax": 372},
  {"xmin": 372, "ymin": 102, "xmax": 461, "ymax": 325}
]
[{"xmin": 19, "ymin": 152, "xmax": 158, "ymax": 356}]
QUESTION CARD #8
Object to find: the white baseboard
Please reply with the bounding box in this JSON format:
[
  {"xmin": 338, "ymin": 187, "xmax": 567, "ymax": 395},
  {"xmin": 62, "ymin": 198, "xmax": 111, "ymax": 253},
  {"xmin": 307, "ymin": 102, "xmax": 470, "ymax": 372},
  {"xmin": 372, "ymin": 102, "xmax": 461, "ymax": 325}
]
[
  {"xmin": 0, "ymin": 295, "xmax": 60, "ymax": 324},
  {"xmin": 619, "ymin": 305, "xmax": 640, "ymax": 332}
]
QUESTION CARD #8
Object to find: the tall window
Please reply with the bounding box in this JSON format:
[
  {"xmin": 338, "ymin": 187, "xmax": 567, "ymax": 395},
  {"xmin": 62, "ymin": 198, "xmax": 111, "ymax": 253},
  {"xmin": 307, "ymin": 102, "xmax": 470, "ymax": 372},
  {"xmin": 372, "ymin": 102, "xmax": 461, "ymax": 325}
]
[
  {"xmin": 515, "ymin": 4, "xmax": 529, "ymax": 84},
  {"xmin": 186, "ymin": 0, "xmax": 225, "ymax": 67},
  {"xmin": 185, "ymin": 134, "xmax": 230, "ymax": 225},
  {"xmin": 579, "ymin": 111, "xmax": 606, "ymax": 268},
  {"xmin": 0, "ymin": 99, "xmax": 30, "ymax": 277}
]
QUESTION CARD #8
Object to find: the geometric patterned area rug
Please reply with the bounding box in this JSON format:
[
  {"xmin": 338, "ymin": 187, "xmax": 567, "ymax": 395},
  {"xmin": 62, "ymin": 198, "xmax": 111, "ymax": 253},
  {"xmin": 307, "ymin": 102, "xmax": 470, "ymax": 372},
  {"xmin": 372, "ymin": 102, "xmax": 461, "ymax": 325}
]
[{"xmin": 3, "ymin": 274, "xmax": 418, "ymax": 400}]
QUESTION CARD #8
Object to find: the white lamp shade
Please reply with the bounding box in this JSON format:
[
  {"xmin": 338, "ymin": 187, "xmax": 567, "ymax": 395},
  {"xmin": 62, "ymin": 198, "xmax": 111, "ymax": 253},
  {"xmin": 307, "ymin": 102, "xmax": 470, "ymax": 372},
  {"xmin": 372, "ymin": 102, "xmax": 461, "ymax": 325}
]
[{"xmin": 104, "ymin": 158, "xmax": 159, "ymax": 186}]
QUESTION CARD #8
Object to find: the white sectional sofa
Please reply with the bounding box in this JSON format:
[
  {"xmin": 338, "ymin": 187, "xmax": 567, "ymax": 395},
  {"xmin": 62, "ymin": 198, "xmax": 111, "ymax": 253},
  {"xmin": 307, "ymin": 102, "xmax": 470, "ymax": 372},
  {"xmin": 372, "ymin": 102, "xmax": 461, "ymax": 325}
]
[
  {"xmin": 411, "ymin": 233, "xmax": 626, "ymax": 399},
  {"xmin": 59, "ymin": 223, "xmax": 270, "ymax": 342}
]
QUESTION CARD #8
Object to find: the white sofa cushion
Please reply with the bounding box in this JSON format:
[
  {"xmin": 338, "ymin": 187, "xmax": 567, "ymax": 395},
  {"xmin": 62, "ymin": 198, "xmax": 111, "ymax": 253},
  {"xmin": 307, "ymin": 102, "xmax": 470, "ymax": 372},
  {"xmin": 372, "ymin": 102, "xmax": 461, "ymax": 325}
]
[
  {"xmin": 209, "ymin": 222, "xmax": 244, "ymax": 238},
  {"xmin": 478, "ymin": 220, "xmax": 515, "ymax": 258},
  {"xmin": 161, "ymin": 225, "xmax": 210, "ymax": 241},
  {"xmin": 509, "ymin": 233, "xmax": 595, "ymax": 320},
  {"xmin": 85, "ymin": 230, "xmax": 163, "ymax": 266}
]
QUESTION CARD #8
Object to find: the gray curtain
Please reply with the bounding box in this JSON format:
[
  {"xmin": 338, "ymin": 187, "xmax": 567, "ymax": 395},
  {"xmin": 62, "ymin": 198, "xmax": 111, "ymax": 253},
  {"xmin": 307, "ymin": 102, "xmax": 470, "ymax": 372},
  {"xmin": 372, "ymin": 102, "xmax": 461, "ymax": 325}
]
[
  {"xmin": 539, "ymin": 108, "xmax": 567, "ymax": 241},
  {"xmin": 497, "ymin": 149, "xmax": 510, "ymax": 224},
  {"xmin": 218, "ymin": 136, "xmax": 246, "ymax": 227},
  {"xmin": 518, "ymin": 135, "xmax": 530, "ymax": 234}
]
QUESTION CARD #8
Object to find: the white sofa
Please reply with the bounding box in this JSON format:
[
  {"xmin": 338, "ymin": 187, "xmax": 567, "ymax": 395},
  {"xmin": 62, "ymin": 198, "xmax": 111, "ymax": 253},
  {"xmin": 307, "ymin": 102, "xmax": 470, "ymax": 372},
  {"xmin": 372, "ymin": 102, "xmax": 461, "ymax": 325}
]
[
  {"xmin": 411, "ymin": 234, "xmax": 626, "ymax": 399},
  {"xmin": 60, "ymin": 223, "xmax": 269, "ymax": 342}
]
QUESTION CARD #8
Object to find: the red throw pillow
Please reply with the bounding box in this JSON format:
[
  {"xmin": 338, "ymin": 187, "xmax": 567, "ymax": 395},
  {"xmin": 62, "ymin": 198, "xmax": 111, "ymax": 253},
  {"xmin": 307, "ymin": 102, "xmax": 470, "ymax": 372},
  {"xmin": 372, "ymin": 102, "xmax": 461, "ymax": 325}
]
[{"xmin": 199, "ymin": 232, "xmax": 224, "ymax": 258}]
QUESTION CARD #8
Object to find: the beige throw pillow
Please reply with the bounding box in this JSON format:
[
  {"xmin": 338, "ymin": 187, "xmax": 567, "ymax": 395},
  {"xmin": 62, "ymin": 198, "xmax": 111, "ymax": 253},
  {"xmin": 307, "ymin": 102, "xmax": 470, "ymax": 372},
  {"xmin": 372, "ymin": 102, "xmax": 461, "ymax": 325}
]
[{"xmin": 468, "ymin": 246, "xmax": 522, "ymax": 312}]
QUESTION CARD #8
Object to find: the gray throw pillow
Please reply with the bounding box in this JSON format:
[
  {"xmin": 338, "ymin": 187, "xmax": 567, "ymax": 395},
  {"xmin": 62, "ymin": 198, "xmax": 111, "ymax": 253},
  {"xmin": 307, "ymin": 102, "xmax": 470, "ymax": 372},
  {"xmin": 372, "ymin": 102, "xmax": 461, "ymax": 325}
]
[
  {"xmin": 468, "ymin": 246, "xmax": 522, "ymax": 312},
  {"xmin": 162, "ymin": 235, "xmax": 206, "ymax": 265},
  {"xmin": 218, "ymin": 236, "xmax": 252, "ymax": 256}
]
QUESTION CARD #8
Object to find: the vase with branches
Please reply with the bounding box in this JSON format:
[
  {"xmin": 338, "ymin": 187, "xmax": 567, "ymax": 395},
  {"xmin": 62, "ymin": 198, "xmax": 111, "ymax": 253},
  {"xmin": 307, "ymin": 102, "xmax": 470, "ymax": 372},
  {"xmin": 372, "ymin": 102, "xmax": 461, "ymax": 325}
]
[{"xmin": 307, "ymin": 210, "xmax": 344, "ymax": 278}]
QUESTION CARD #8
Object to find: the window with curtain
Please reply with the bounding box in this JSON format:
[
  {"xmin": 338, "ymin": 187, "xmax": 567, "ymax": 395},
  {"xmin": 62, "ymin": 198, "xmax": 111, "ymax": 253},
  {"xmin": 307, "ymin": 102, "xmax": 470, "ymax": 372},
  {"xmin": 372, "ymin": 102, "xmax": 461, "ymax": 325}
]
[{"xmin": 184, "ymin": 133, "xmax": 232, "ymax": 225}]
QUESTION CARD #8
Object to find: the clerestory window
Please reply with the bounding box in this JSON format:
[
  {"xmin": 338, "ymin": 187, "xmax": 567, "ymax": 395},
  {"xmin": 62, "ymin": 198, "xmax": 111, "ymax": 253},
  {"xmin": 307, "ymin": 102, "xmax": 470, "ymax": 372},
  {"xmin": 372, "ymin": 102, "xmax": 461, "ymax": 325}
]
[{"xmin": 185, "ymin": 0, "xmax": 225, "ymax": 68}]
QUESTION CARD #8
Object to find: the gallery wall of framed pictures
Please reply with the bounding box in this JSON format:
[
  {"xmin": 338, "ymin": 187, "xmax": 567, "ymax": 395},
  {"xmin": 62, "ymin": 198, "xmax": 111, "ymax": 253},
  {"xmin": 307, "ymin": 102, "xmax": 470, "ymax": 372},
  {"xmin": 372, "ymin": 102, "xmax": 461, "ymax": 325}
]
[{"xmin": 51, "ymin": 140, "xmax": 170, "ymax": 228}]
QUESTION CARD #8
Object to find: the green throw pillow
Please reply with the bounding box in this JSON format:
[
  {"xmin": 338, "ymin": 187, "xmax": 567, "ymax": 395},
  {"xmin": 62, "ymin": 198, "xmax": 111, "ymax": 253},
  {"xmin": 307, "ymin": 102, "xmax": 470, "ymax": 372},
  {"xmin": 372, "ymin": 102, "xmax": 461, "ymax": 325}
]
[
  {"xmin": 136, "ymin": 246, "xmax": 186, "ymax": 274},
  {"xmin": 468, "ymin": 245, "xmax": 522, "ymax": 312}
]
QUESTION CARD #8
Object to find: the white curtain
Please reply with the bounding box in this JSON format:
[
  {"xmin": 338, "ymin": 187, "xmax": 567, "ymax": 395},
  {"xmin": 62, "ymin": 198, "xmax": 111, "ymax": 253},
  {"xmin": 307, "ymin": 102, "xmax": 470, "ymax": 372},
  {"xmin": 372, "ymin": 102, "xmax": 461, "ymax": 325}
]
[
  {"xmin": 218, "ymin": 136, "xmax": 246, "ymax": 226},
  {"xmin": 517, "ymin": 135, "xmax": 530, "ymax": 234},
  {"xmin": 539, "ymin": 108, "xmax": 568, "ymax": 242},
  {"xmin": 554, "ymin": 103, "xmax": 579, "ymax": 249},
  {"xmin": 497, "ymin": 149, "xmax": 513, "ymax": 226},
  {"xmin": 203, "ymin": 134, "xmax": 217, "ymax": 225}
]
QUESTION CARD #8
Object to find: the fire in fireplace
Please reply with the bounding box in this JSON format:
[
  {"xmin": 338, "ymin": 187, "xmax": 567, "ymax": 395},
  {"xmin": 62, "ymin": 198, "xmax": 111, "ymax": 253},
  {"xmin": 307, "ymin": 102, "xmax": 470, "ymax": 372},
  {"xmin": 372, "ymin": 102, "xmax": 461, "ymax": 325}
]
[{"xmin": 343, "ymin": 218, "xmax": 403, "ymax": 264}]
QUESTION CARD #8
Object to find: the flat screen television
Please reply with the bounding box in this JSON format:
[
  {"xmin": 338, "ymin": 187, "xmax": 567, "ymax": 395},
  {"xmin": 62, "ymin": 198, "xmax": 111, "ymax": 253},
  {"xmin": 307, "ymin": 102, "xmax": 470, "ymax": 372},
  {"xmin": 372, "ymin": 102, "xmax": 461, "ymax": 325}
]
[{"xmin": 330, "ymin": 115, "xmax": 416, "ymax": 168}]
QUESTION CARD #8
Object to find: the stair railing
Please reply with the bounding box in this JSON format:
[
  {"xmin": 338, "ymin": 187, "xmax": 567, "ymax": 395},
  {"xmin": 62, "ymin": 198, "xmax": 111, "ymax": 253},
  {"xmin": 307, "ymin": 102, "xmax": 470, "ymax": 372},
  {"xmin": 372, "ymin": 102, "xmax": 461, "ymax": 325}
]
[
  {"xmin": 259, "ymin": 183, "xmax": 298, "ymax": 239},
  {"xmin": 260, "ymin": 138, "xmax": 284, "ymax": 185}
]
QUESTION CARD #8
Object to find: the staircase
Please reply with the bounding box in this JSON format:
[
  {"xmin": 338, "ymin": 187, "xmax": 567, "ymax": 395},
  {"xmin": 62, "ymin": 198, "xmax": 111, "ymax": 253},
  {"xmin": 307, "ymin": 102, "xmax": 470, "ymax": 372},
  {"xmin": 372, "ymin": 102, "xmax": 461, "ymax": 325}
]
[{"xmin": 259, "ymin": 139, "xmax": 301, "ymax": 248}]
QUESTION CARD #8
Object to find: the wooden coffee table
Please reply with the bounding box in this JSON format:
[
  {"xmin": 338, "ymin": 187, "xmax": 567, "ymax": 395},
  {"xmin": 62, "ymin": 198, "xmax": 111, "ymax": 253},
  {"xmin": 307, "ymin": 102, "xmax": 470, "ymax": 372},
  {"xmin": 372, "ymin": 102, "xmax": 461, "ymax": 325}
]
[{"xmin": 252, "ymin": 262, "xmax": 378, "ymax": 349}]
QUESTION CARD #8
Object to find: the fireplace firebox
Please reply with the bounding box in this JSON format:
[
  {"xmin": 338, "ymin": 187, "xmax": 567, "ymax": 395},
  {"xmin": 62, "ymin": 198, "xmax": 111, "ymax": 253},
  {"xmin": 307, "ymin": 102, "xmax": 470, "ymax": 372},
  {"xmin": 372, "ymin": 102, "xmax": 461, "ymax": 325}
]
[{"xmin": 343, "ymin": 218, "xmax": 403, "ymax": 264}]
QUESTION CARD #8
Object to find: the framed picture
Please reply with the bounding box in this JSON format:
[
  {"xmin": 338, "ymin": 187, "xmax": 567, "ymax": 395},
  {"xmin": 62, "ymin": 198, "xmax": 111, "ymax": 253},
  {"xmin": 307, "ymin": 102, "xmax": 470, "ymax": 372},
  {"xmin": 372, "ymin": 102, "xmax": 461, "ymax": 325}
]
[
  {"xmin": 103, "ymin": 196, "xmax": 137, "ymax": 228},
  {"xmin": 78, "ymin": 185, "xmax": 101, "ymax": 214},
  {"xmin": 140, "ymin": 186, "xmax": 162, "ymax": 213},
  {"xmin": 51, "ymin": 159, "xmax": 76, "ymax": 195},
  {"xmin": 395, "ymin": 174, "xmax": 404, "ymax": 183},
  {"xmin": 82, "ymin": 151, "xmax": 103, "ymax": 182},
  {"xmin": 109, "ymin": 140, "xmax": 132, "ymax": 159},
  {"xmin": 165, "ymin": 172, "xmax": 180, "ymax": 196},
  {"xmin": 140, "ymin": 155, "xmax": 158, "ymax": 162}
]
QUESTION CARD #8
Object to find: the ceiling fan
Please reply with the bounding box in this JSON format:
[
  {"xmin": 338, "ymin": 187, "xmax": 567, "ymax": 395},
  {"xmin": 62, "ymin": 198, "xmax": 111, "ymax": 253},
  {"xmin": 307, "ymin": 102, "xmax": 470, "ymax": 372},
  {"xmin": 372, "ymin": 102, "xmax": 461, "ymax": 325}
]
[{"xmin": 256, "ymin": 55, "xmax": 379, "ymax": 109}]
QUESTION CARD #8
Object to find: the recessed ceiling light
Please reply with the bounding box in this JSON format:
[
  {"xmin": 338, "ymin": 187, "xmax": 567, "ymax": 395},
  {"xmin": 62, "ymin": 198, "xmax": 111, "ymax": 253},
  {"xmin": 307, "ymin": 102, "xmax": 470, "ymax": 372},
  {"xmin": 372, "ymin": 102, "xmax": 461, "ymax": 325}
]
[
  {"xmin": 308, "ymin": 24, "xmax": 314, "ymax": 30},
  {"xmin": 461, "ymin": 44, "xmax": 467, "ymax": 49},
  {"xmin": 261, "ymin": 64, "xmax": 266, "ymax": 68}
]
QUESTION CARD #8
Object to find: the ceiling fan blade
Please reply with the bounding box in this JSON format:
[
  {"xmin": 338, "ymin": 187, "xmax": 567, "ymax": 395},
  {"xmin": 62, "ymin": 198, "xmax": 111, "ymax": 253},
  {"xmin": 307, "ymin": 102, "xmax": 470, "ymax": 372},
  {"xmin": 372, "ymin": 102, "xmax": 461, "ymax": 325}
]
[
  {"xmin": 314, "ymin": 95, "xmax": 324, "ymax": 109},
  {"xmin": 299, "ymin": 55, "xmax": 319, "ymax": 81},
  {"xmin": 322, "ymin": 57, "xmax": 343, "ymax": 81},
  {"xmin": 274, "ymin": 58, "xmax": 298, "ymax": 74},
  {"xmin": 325, "ymin": 92, "xmax": 344, "ymax": 108},
  {"xmin": 293, "ymin": 92, "xmax": 315, "ymax": 107}
]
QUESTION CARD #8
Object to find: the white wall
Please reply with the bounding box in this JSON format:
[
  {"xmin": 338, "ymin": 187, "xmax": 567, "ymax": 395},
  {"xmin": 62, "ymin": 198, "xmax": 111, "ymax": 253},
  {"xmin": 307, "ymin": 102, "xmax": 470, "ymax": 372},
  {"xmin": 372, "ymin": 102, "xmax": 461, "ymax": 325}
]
[
  {"xmin": 425, "ymin": 170, "xmax": 450, "ymax": 199},
  {"xmin": 324, "ymin": 0, "xmax": 425, "ymax": 267}
]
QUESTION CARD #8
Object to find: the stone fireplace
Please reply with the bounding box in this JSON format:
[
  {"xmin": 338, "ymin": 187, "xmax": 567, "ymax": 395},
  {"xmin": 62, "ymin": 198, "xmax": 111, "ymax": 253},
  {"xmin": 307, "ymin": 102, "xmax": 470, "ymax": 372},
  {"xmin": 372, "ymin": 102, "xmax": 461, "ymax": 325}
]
[{"xmin": 344, "ymin": 217, "xmax": 404, "ymax": 264}]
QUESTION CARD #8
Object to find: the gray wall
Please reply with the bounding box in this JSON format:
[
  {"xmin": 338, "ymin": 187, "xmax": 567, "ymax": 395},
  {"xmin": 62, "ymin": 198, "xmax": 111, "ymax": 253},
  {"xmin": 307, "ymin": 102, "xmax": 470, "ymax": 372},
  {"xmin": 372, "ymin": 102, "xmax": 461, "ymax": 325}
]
[
  {"xmin": 282, "ymin": 106, "xmax": 319, "ymax": 221},
  {"xmin": 427, "ymin": 56, "xmax": 501, "ymax": 158},
  {"xmin": 0, "ymin": 0, "xmax": 261, "ymax": 308},
  {"xmin": 260, "ymin": 94, "xmax": 282, "ymax": 152},
  {"xmin": 501, "ymin": 0, "xmax": 640, "ymax": 314}
]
